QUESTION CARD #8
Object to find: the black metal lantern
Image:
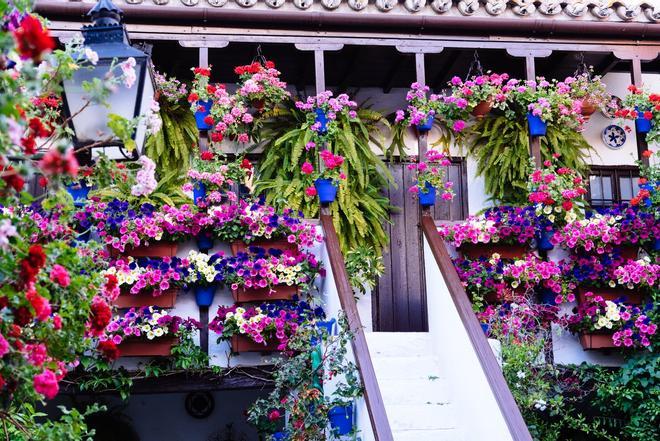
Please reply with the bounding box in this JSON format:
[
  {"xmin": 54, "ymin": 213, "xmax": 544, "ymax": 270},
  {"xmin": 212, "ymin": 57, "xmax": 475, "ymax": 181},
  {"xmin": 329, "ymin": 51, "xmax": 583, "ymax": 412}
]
[{"xmin": 62, "ymin": 0, "xmax": 154, "ymax": 162}]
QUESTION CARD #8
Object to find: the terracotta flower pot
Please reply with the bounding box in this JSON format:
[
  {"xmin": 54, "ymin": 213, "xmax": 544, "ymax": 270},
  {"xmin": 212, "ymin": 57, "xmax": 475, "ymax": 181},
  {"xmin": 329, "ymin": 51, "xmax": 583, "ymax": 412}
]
[
  {"xmin": 459, "ymin": 243, "xmax": 528, "ymax": 260},
  {"xmin": 114, "ymin": 288, "xmax": 178, "ymax": 309},
  {"xmin": 581, "ymin": 99, "xmax": 598, "ymax": 118},
  {"xmin": 577, "ymin": 286, "xmax": 644, "ymax": 305},
  {"xmin": 230, "ymin": 335, "xmax": 280, "ymax": 353},
  {"xmin": 251, "ymin": 98, "xmax": 265, "ymax": 111},
  {"xmin": 230, "ymin": 239, "xmax": 298, "ymax": 256},
  {"xmin": 579, "ymin": 333, "xmax": 615, "ymax": 350},
  {"xmin": 232, "ymin": 285, "xmax": 299, "ymax": 303},
  {"xmin": 109, "ymin": 241, "xmax": 178, "ymax": 258},
  {"xmin": 117, "ymin": 337, "xmax": 177, "ymax": 357},
  {"xmin": 484, "ymin": 287, "xmax": 526, "ymax": 303},
  {"xmin": 471, "ymin": 97, "xmax": 494, "ymax": 118}
]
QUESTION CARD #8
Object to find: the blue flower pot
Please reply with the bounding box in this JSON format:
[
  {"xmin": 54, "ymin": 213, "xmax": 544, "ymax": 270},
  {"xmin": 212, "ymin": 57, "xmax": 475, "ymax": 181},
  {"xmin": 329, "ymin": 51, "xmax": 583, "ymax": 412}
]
[
  {"xmin": 536, "ymin": 229, "xmax": 555, "ymax": 251},
  {"xmin": 418, "ymin": 181, "xmax": 436, "ymax": 207},
  {"xmin": 315, "ymin": 108, "xmax": 328, "ymax": 135},
  {"xmin": 196, "ymin": 232, "xmax": 214, "ymax": 252},
  {"xmin": 314, "ymin": 178, "xmax": 338, "ymax": 204},
  {"xmin": 480, "ymin": 323, "xmax": 490, "ymax": 335},
  {"xmin": 654, "ymin": 238, "xmax": 660, "ymax": 251},
  {"xmin": 328, "ymin": 404, "xmax": 354, "ymax": 436},
  {"xmin": 195, "ymin": 100, "xmax": 213, "ymax": 130},
  {"xmin": 311, "ymin": 318, "xmax": 337, "ymax": 346},
  {"xmin": 194, "ymin": 285, "xmax": 216, "ymax": 307},
  {"xmin": 538, "ymin": 288, "xmax": 556, "ymax": 305},
  {"xmin": 527, "ymin": 113, "xmax": 547, "ymax": 136},
  {"xmin": 416, "ymin": 114, "xmax": 435, "ymax": 133},
  {"xmin": 193, "ymin": 181, "xmax": 206, "ymax": 205},
  {"xmin": 271, "ymin": 432, "xmax": 287, "ymax": 441},
  {"xmin": 66, "ymin": 184, "xmax": 92, "ymax": 207},
  {"xmin": 635, "ymin": 107, "xmax": 652, "ymax": 134}
]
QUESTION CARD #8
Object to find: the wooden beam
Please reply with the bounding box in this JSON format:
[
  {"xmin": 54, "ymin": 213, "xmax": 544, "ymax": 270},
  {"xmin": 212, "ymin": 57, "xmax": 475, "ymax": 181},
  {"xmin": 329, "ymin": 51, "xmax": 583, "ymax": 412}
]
[
  {"xmin": 415, "ymin": 52, "xmax": 426, "ymax": 86},
  {"xmin": 314, "ymin": 50, "xmax": 325, "ymax": 94},
  {"xmin": 420, "ymin": 214, "xmax": 533, "ymax": 441},
  {"xmin": 594, "ymin": 54, "xmax": 620, "ymax": 76},
  {"xmin": 630, "ymin": 57, "xmax": 650, "ymax": 166}
]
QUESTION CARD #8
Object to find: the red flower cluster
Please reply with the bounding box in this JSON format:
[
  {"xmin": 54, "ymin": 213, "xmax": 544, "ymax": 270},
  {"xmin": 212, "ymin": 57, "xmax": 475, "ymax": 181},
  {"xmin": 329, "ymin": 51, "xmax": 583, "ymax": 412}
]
[
  {"xmin": 187, "ymin": 92, "xmax": 199, "ymax": 103},
  {"xmin": 39, "ymin": 147, "xmax": 79, "ymax": 177},
  {"xmin": 200, "ymin": 151, "xmax": 214, "ymax": 161},
  {"xmin": 193, "ymin": 67, "xmax": 211, "ymax": 77},
  {"xmin": 2, "ymin": 165, "xmax": 25, "ymax": 192},
  {"xmin": 210, "ymin": 132, "xmax": 223, "ymax": 143},
  {"xmin": 97, "ymin": 340, "xmax": 120, "ymax": 361},
  {"xmin": 88, "ymin": 297, "xmax": 112, "ymax": 337},
  {"xmin": 20, "ymin": 245, "xmax": 47, "ymax": 287},
  {"xmin": 234, "ymin": 60, "xmax": 275, "ymax": 76},
  {"xmin": 319, "ymin": 150, "xmax": 344, "ymax": 170},
  {"xmin": 12, "ymin": 15, "xmax": 55, "ymax": 62}
]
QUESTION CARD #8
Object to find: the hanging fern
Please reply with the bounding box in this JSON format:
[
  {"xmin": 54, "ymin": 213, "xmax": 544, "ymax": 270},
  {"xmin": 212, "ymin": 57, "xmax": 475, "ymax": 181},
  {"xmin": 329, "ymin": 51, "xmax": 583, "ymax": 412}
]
[
  {"xmin": 255, "ymin": 103, "xmax": 393, "ymax": 254},
  {"xmin": 466, "ymin": 115, "xmax": 591, "ymax": 205},
  {"xmin": 145, "ymin": 97, "xmax": 198, "ymax": 176}
]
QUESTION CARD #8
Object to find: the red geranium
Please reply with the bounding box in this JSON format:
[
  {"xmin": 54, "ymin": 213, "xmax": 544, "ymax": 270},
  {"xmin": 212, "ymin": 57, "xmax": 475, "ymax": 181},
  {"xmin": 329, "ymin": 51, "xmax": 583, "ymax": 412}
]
[
  {"xmin": 2, "ymin": 166, "xmax": 25, "ymax": 192},
  {"xmin": 210, "ymin": 132, "xmax": 223, "ymax": 143},
  {"xmin": 200, "ymin": 151, "xmax": 214, "ymax": 161},
  {"xmin": 12, "ymin": 15, "xmax": 55, "ymax": 62},
  {"xmin": 39, "ymin": 147, "xmax": 79, "ymax": 177},
  {"xmin": 88, "ymin": 297, "xmax": 112, "ymax": 336},
  {"xmin": 97, "ymin": 340, "xmax": 120, "ymax": 361}
]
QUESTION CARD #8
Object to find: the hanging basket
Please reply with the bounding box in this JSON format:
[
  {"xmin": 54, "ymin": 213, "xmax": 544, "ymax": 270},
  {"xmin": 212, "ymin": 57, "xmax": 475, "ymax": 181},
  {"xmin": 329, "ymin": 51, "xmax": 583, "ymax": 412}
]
[
  {"xmin": 577, "ymin": 286, "xmax": 644, "ymax": 305},
  {"xmin": 232, "ymin": 285, "xmax": 299, "ymax": 303},
  {"xmin": 114, "ymin": 288, "xmax": 177, "ymax": 309},
  {"xmin": 230, "ymin": 239, "xmax": 298, "ymax": 256},
  {"xmin": 109, "ymin": 241, "xmax": 178, "ymax": 258},
  {"xmin": 415, "ymin": 114, "xmax": 435, "ymax": 134},
  {"xmin": 230, "ymin": 335, "xmax": 280, "ymax": 353},
  {"xmin": 580, "ymin": 99, "xmax": 598, "ymax": 118},
  {"xmin": 459, "ymin": 242, "xmax": 528, "ymax": 260},
  {"xmin": 579, "ymin": 333, "xmax": 615, "ymax": 350},
  {"xmin": 314, "ymin": 178, "xmax": 338, "ymax": 204},
  {"xmin": 418, "ymin": 182, "xmax": 436, "ymax": 207},
  {"xmin": 251, "ymin": 98, "xmax": 266, "ymax": 112},
  {"xmin": 195, "ymin": 100, "xmax": 213, "ymax": 130},
  {"xmin": 526, "ymin": 113, "xmax": 547, "ymax": 136},
  {"xmin": 635, "ymin": 107, "xmax": 652, "ymax": 134},
  {"xmin": 471, "ymin": 97, "xmax": 493, "ymax": 118},
  {"xmin": 117, "ymin": 337, "xmax": 178, "ymax": 357}
]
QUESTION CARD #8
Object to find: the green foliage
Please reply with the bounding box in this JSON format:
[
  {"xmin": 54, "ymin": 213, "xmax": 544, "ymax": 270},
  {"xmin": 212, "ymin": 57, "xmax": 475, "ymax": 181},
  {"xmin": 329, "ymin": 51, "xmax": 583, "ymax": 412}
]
[
  {"xmin": 344, "ymin": 245, "xmax": 385, "ymax": 295},
  {"xmin": 0, "ymin": 403, "xmax": 103, "ymax": 441},
  {"xmin": 386, "ymin": 116, "xmax": 456, "ymax": 161},
  {"xmin": 256, "ymin": 103, "xmax": 392, "ymax": 254},
  {"xmin": 144, "ymin": 98, "xmax": 197, "ymax": 176},
  {"xmin": 466, "ymin": 115, "xmax": 591, "ymax": 204}
]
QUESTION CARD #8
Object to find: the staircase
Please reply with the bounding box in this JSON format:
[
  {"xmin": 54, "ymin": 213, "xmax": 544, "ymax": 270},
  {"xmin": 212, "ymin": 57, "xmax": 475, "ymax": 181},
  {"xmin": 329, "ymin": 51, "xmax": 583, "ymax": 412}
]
[{"xmin": 365, "ymin": 332, "xmax": 462, "ymax": 441}]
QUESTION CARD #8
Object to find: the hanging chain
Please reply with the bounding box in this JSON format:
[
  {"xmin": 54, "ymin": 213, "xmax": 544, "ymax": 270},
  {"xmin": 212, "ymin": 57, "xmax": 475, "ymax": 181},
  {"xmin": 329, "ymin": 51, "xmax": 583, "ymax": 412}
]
[
  {"xmin": 252, "ymin": 45, "xmax": 268, "ymax": 66},
  {"xmin": 464, "ymin": 50, "xmax": 484, "ymax": 81},
  {"xmin": 573, "ymin": 52, "xmax": 590, "ymax": 79}
]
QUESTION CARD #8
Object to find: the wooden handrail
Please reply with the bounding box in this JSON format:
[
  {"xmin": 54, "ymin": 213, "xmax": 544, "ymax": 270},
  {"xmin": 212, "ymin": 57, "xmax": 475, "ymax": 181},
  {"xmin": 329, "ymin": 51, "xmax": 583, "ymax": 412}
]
[
  {"xmin": 319, "ymin": 211, "xmax": 394, "ymax": 441},
  {"xmin": 420, "ymin": 213, "xmax": 533, "ymax": 441}
]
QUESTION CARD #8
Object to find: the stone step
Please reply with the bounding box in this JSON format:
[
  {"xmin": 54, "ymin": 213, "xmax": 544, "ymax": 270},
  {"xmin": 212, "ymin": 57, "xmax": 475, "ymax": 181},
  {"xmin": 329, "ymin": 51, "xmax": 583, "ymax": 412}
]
[
  {"xmin": 385, "ymin": 403, "xmax": 458, "ymax": 431},
  {"xmin": 379, "ymin": 378, "xmax": 450, "ymax": 405},
  {"xmin": 372, "ymin": 356, "xmax": 444, "ymax": 380},
  {"xmin": 365, "ymin": 332, "xmax": 433, "ymax": 358},
  {"xmin": 392, "ymin": 428, "xmax": 461, "ymax": 441}
]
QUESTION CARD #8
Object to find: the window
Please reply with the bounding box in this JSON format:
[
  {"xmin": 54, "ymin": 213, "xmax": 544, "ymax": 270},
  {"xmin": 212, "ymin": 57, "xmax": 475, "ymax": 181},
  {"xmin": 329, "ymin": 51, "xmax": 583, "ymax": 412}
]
[{"xmin": 588, "ymin": 166, "xmax": 639, "ymax": 208}]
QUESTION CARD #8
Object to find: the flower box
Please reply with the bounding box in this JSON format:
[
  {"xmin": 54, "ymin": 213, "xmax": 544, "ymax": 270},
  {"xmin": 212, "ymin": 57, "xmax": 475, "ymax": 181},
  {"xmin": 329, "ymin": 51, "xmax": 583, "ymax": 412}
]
[
  {"xmin": 459, "ymin": 243, "xmax": 528, "ymax": 260},
  {"xmin": 617, "ymin": 245, "xmax": 638, "ymax": 260},
  {"xmin": 230, "ymin": 239, "xmax": 298, "ymax": 256},
  {"xmin": 114, "ymin": 288, "xmax": 177, "ymax": 309},
  {"xmin": 232, "ymin": 285, "xmax": 299, "ymax": 303},
  {"xmin": 117, "ymin": 337, "xmax": 178, "ymax": 357},
  {"xmin": 230, "ymin": 334, "xmax": 280, "ymax": 353},
  {"xmin": 109, "ymin": 241, "xmax": 178, "ymax": 258},
  {"xmin": 579, "ymin": 333, "xmax": 615, "ymax": 350},
  {"xmin": 577, "ymin": 286, "xmax": 644, "ymax": 305}
]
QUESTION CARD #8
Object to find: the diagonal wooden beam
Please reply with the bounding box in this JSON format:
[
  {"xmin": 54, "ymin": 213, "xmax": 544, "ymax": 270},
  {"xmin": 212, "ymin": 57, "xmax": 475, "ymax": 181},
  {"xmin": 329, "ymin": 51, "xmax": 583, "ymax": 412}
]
[
  {"xmin": 338, "ymin": 46, "xmax": 361, "ymax": 91},
  {"xmin": 382, "ymin": 54, "xmax": 406, "ymax": 93}
]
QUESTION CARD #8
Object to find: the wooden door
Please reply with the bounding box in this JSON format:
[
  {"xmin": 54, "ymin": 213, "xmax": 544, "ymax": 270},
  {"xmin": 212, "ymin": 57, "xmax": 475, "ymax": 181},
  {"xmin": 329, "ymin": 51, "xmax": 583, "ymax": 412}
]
[{"xmin": 374, "ymin": 160, "xmax": 468, "ymax": 332}]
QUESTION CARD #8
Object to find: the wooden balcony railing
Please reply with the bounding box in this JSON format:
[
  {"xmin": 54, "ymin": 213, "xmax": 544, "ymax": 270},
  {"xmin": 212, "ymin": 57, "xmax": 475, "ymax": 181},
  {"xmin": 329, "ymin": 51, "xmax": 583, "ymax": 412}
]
[
  {"xmin": 319, "ymin": 210, "xmax": 394, "ymax": 441},
  {"xmin": 420, "ymin": 212, "xmax": 533, "ymax": 441}
]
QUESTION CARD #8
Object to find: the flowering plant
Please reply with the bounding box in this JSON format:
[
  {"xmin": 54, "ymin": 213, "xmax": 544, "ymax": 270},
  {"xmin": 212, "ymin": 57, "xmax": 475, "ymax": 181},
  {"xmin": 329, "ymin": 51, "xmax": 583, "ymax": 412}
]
[
  {"xmin": 561, "ymin": 254, "xmax": 624, "ymax": 289},
  {"xmin": 407, "ymin": 149, "xmax": 454, "ymax": 200},
  {"xmin": 555, "ymin": 206, "xmax": 658, "ymax": 253},
  {"xmin": 182, "ymin": 250, "xmax": 226, "ymax": 287},
  {"xmin": 154, "ymin": 70, "xmax": 188, "ymax": 104},
  {"xmin": 295, "ymin": 91, "xmax": 358, "ymax": 147},
  {"xmin": 224, "ymin": 249, "xmax": 320, "ymax": 292},
  {"xmin": 234, "ymin": 60, "xmax": 290, "ymax": 112},
  {"xmin": 565, "ymin": 294, "xmax": 658, "ymax": 349},
  {"xmin": 527, "ymin": 157, "xmax": 587, "ymax": 227},
  {"xmin": 564, "ymin": 71, "xmax": 612, "ymax": 115},
  {"xmin": 186, "ymin": 150, "xmax": 252, "ymax": 200},
  {"xmin": 438, "ymin": 206, "xmax": 537, "ymax": 247},
  {"xmin": 209, "ymin": 301, "xmax": 324, "ymax": 350},
  {"xmin": 505, "ymin": 77, "xmax": 583, "ymax": 129},
  {"xmin": 299, "ymin": 150, "xmax": 346, "ymax": 198},
  {"xmin": 103, "ymin": 256, "xmax": 186, "ymax": 297},
  {"xmin": 631, "ymin": 150, "xmax": 659, "ymax": 216},
  {"xmin": 211, "ymin": 200, "xmax": 322, "ymax": 247},
  {"xmin": 616, "ymin": 86, "xmax": 660, "ymax": 144},
  {"xmin": 613, "ymin": 258, "xmax": 659, "ymax": 291},
  {"xmin": 395, "ymin": 82, "xmax": 468, "ymax": 132},
  {"xmin": 103, "ymin": 306, "xmax": 199, "ymax": 343},
  {"xmin": 448, "ymin": 73, "xmax": 509, "ymax": 113},
  {"xmin": 478, "ymin": 300, "xmax": 558, "ymax": 342},
  {"xmin": 187, "ymin": 66, "xmax": 214, "ymax": 109},
  {"xmin": 208, "ymin": 86, "xmax": 253, "ymax": 145}
]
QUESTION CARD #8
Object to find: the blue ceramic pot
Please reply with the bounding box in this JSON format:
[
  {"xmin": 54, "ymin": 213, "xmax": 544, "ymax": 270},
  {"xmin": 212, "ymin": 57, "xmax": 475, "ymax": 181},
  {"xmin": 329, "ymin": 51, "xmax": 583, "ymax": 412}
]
[
  {"xmin": 416, "ymin": 114, "xmax": 435, "ymax": 133},
  {"xmin": 328, "ymin": 404, "xmax": 354, "ymax": 436},
  {"xmin": 527, "ymin": 113, "xmax": 547, "ymax": 136},
  {"xmin": 480, "ymin": 323, "xmax": 490, "ymax": 335},
  {"xmin": 635, "ymin": 107, "xmax": 652, "ymax": 134},
  {"xmin": 314, "ymin": 178, "xmax": 338, "ymax": 204},
  {"xmin": 196, "ymin": 232, "xmax": 214, "ymax": 252},
  {"xmin": 418, "ymin": 181, "xmax": 436, "ymax": 207},
  {"xmin": 315, "ymin": 108, "xmax": 328, "ymax": 135},
  {"xmin": 536, "ymin": 229, "xmax": 555, "ymax": 251},
  {"xmin": 194, "ymin": 285, "xmax": 216, "ymax": 307},
  {"xmin": 66, "ymin": 184, "xmax": 92, "ymax": 206},
  {"xmin": 193, "ymin": 181, "xmax": 206, "ymax": 205},
  {"xmin": 195, "ymin": 100, "xmax": 213, "ymax": 130},
  {"xmin": 654, "ymin": 238, "xmax": 660, "ymax": 251},
  {"xmin": 271, "ymin": 432, "xmax": 287, "ymax": 441}
]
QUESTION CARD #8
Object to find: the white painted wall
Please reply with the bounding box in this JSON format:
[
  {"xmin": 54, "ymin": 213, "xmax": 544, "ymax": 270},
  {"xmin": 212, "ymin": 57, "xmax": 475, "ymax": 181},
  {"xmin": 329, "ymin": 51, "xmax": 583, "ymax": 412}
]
[{"xmin": 423, "ymin": 237, "xmax": 514, "ymax": 441}]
